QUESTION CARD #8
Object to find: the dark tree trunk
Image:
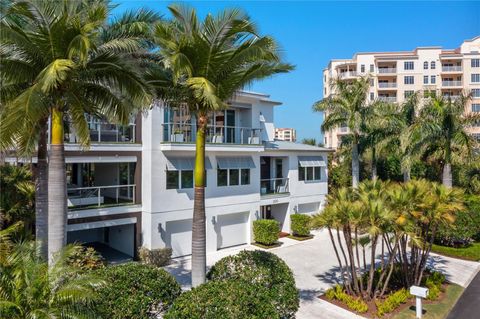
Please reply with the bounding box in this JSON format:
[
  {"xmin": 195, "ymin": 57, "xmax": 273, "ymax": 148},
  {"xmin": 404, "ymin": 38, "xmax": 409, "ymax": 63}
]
[{"xmin": 36, "ymin": 118, "xmax": 48, "ymax": 260}]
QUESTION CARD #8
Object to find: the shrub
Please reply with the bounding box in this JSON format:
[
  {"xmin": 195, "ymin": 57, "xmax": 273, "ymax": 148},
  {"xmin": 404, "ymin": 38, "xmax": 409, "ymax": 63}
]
[
  {"xmin": 66, "ymin": 245, "xmax": 106, "ymax": 271},
  {"xmin": 290, "ymin": 214, "xmax": 311, "ymax": 237},
  {"xmin": 138, "ymin": 247, "xmax": 172, "ymax": 267},
  {"xmin": 376, "ymin": 288, "xmax": 411, "ymax": 317},
  {"xmin": 165, "ymin": 280, "xmax": 279, "ymax": 319},
  {"xmin": 424, "ymin": 271, "xmax": 446, "ymax": 300},
  {"xmin": 207, "ymin": 250, "xmax": 299, "ymax": 318},
  {"xmin": 253, "ymin": 219, "xmax": 279, "ymax": 245},
  {"xmin": 325, "ymin": 285, "xmax": 368, "ymax": 313},
  {"xmin": 95, "ymin": 263, "xmax": 181, "ymax": 318}
]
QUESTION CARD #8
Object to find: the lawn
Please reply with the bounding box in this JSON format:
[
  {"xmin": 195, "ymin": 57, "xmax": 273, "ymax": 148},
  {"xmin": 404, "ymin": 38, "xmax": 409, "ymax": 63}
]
[
  {"xmin": 430, "ymin": 243, "xmax": 480, "ymax": 261},
  {"xmin": 394, "ymin": 284, "xmax": 464, "ymax": 319}
]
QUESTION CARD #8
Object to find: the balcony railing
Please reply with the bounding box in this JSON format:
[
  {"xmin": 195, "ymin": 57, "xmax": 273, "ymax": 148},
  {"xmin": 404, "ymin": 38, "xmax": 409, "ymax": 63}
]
[
  {"xmin": 378, "ymin": 68, "xmax": 397, "ymax": 74},
  {"xmin": 67, "ymin": 184, "xmax": 136, "ymax": 209},
  {"xmin": 378, "ymin": 82, "xmax": 397, "ymax": 88},
  {"xmin": 442, "ymin": 95, "xmax": 461, "ymax": 101},
  {"xmin": 66, "ymin": 123, "xmax": 136, "ymax": 143},
  {"xmin": 378, "ymin": 96, "xmax": 397, "ymax": 103},
  {"xmin": 260, "ymin": 178, "xmax": 289, "ymax": 196},
  {"xmin": 339, "ymin": 71, "xmax": 358, "ymax": 79},
  {"xmin": 441, "ymin": 66, "xmax": 462, "ymax": 72},
  {"xmin": 162, "ymin": 123, "xmax": 262, "ymax": 145},
  {"xmin": 442, "ymin": 81, "xmax": 462, "ymax": 87}
]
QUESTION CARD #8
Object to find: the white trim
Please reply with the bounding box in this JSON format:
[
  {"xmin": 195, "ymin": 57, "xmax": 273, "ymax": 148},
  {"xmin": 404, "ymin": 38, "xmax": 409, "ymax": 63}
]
[
  {"xmin": 160, "ymin": 143, "xmax": 264, "ymax": 152},
  {"xmin": 4, "ymin": 156, "xmax": 137, "ymax": 164},
  {"xmin": 68, "ymin": 204, "xmax": 141, "ymax": 219},
  {"xmin": 67, "ymin": 217, "xmax": 137, "ymax": 231}
]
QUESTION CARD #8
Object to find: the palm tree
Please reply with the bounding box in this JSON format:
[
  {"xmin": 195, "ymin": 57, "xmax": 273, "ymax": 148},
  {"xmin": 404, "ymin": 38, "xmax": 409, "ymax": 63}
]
[
  {"xmin": 0, "ymin": 0, "xmax": 157, "ymax": 262},
  {"xmin": 399, "ymin": 92, "xmax": 422, "ymax": 182},
  {"xmin": 0, "ymin": 241, "xmax": 104, "ymax": 318},
  {"xmin": 314, "ymin": 77, "xmax": 371, "ymax": 188},
  {"xmin": 301, "ymin": 138, "xmax": 317, "ymax": 146},
  {"xmin": 408, "ymin": 94, "xmax": 480, "ymax": 187},
  {"xmin": 153, "ymin": 4, "xmax": 293, "ymax": 286}
]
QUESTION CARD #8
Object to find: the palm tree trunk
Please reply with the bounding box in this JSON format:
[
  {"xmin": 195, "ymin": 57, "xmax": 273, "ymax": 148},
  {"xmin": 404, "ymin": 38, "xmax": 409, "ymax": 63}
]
[
  {"xmin": 191, "ymin": 114, "xmax": 207, "ymax": 287},
  {"xmin": 402, "ymin": 169, "xmax": 411, "ymax": 182},
  {"xmin": 371, "ymin": 146, "xmax": 377, "ymax": 180},
  {"xmin": 48, "ymin": 108, "xmax": 67, "ymax": 264},
  {"xmin": 352, "ymin": 142, "xmax": 360, "ymax": 188},
  {"xmin": 442, "ymin": 163, "xmax": 452, "ymax": 188},
  {"xmin": 36, "ymin": 118, "xmax": 48, "ymax": 260}
]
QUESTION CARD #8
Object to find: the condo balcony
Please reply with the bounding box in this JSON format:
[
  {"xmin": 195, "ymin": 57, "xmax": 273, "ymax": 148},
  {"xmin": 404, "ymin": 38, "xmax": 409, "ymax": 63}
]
[
  {"xmin": 441, "ymin": 65, "xmax": 462, "ymax": 72},
  {"xmin": 65, "ymin": 117, "xmax": 137, "ymax": 144},
  {"xmin": 68, "ymin": 184, "xmax": 136, "ymax": 209},
  {"xmin": 442, "ymin": 80, "xmax": 463, "ymax": 87},
  {"xmin": 378, "ymin": 96, "xmax": 397, "ymax": 103},
  {"xmin": 442, "ymin": 95, "xmax": 461, "ymax": 101},
  {"xmin": 162, "ymin": 123, "xmax": 262, "ymax": 145},
  {"xmin": 339, "ymin": 71, "xmax": 358, "ymax": 79},
  {"xmin": 377, "ymin": 68, "xmax": 397, "ymax": 74},
  {"xmin": 378, "ymin": 82, "xmax": 397, "ymax": 89},
  {"xmin": 260, "ymin": 177, "xmax": 290, "ymax": 196}
]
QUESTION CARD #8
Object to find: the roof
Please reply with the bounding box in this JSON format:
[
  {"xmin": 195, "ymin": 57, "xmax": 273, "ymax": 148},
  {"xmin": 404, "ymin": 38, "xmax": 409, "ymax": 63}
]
[
  {"xmin": 235, "ymin": 90, "xmax": 282, "ymax": 106},
  {"xmin": 264, "ymin": 140, "xmax": 334, "ymax": 152}
]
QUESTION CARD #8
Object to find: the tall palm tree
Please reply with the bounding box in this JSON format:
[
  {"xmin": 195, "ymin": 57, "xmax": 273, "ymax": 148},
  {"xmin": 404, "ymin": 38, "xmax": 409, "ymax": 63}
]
[
  {"xmin": 153, "ymin": 4, "xmax": 293, "ymax": 286},
  {"xmin": 408, "ymin": 94, "xmax": 480, "ymax": 187},
  {"xmin": 0, "ymin": 0, "xmax": 157, "ymax": 262},
  {"xmin": 399, "ymin": 92, "xmax": 422, "ymax": 182},
  {"xmin": 314, "ymin": 77, "xmax": 371, "ymax": 188}
]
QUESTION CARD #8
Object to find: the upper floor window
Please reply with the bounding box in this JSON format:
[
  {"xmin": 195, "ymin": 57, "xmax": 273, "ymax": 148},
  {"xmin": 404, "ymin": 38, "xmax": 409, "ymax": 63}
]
[
  {"xmin": 404, "ymin": 90, "xmax": 414, "ymax": 98},
  {"xmin": 298, "ymin": 157, "xmax": 324, "ymax": 182},
  {"xmin": 370, "ymin": 78, "xmax": 374, "ymax": 87},
  {"xmin": 361, "ymin": 64, "xmax": 365, "ymax": 73},
  {"xmin": 324, "ymin": 75, "xmax": 326, "ymax": 82},
  {"xmin": 472, "ymin": 104, "xmax": 480, "ymax": 112},
  {"xmin": 431, "ymin": 61, "xmax": 436, "ymax": 69},
  {"xmin": 472, "ymin": 74, "xmax": 480, "ymax": 83},
  {"xmin": 217, "ymin": 168, "xmax": 250, "ymax": 186},
  {"xmin": 167, "ymin": 170, "xmax": 193, "ymax": 189},
  {"xmin": 370, "ymin": 92, "xmax": 374, "ymax": 101},
  {"xmin": 404, "ymin": 61, "xmax": 414, "ymax": 70},
  {"xmin": 423, "ymin": 76, "xmax": 429, "ymax": 84},
  {"xmin": 423, "ymin": 61, "xmax": 428, "ymax": 69},
  {"xmin": 473, "ymin": 89, "xmax": 480, "ymax": 97},
  {"xmin": 472, "ymin": 59, "xmax": 480, "ymax": 68},
  {"xmin": 370, "ymin": 64, "xmax": 374, "ymax": 72},
  {"xmin": 431, "ymin": 75, "xmax": 436, "ymax": 84},
  {"xmin": 404, "ymin": 76, "xmax": 414, "ymax": 85}
]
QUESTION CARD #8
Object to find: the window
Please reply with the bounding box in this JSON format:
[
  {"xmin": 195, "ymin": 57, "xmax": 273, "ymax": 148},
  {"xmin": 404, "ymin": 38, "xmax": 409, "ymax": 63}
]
[
  {"xmin": 217, "ymin": 168, "xmax": 250, "ymax": 186},
  {"xmin": 472, "ymin": 104, "xmax": 480, "ymax": 112},
  {"xmin": 431, "ymin": 75, "xmax": 436, "ymax": 84},
  {"xmin": 423, "ymin": 76, "xmax": 428, "ymax": 84},
  {"xmin": 361, "ymin": 64, "xmax": 365, "ymax": 73},
  {"xmin": 472, "ymin": 74, "xmax": 480, "ymax": 83},
  {"xmin": 472, "ymin": 59, "xmax": 480, "ymax": 68},
  {"xmin": 370, "ymin": 64, "xmax": 374, "ymax": 72},
  {"xmin": 423, "ymin": 61, "xmax": 428, "ymax": 69},
  {"xmin": 404, "ymin": 90, "xmax": 414, "ymax": 98},
  {"xmin": 431, "ymin": 61, "xmax": 436, "ymax": 69},
  {"xmin": 404, "ymin": 76, "xmax": 414, "ymax": 85},
  {"xmin": 299, "ymin": 166, "xmax": 321, "ymax": 181},
  {"xmin": 166, "ymin": 171, "xmax": 179, "ymax": 189},
  {"xmin": 370, "ymin": 78, "xmax": 374, "ymax": 87},
  {"xmin": 473, "ymin": 89, "xmax": 480, "ymax": 97},
  {"xmin": 167, "ymin": 170, "xmax": 195, "ymax": 189},
  {"xmin": 404, "ymin": 61, "xmax": 414, "ymax": 70},
  {"xmin": 324, "ymin": 75, "xmax": 326, "ymax": 82},
  {"xmin": 370, "ymin": 92, "xmax": 374, "ymax": 101}
]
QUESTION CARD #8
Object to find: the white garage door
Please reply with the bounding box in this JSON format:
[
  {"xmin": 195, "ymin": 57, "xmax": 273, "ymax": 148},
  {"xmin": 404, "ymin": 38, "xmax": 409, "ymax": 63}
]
[
  {"xmin": 298, "ymin": 202, "xmax": 320, "ymax": 215},
  {"xmin": 166, "ymin": 219, "xmax": 192, "ymax": 257},
  {"xmin": 216, "ymin": 212, "xmax": 249, "ymax": 249}
]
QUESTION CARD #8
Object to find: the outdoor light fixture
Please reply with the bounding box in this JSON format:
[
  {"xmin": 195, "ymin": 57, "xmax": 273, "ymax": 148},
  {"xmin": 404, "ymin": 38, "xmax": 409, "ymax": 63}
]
[
  {"xmin": 410, "ymin": 285, "xmax": 429, "ymax": 318},
  {"xmin": 211, "ymin": 216, "xmax": 216, "ymax": 225},
  {"xmin": 157, "ymin": 222, "xmax": 162, "ymax": 233}
]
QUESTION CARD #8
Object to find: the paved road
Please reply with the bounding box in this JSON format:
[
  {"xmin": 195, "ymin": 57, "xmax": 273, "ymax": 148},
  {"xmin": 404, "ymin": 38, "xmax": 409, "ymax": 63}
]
[{"xmin": 446, "ymin": 272, "xmax": 480, "ymax": 319}]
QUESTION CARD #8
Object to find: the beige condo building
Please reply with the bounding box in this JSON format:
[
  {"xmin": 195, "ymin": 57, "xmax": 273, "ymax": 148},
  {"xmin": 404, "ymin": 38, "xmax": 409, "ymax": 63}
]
[
  {"xmin": 275, "ymin": 127, "xmax": 297, "ymax": 142},
  {"xmin": 322, "ymin": 36, "xmax": 480, "ymax": 149}
]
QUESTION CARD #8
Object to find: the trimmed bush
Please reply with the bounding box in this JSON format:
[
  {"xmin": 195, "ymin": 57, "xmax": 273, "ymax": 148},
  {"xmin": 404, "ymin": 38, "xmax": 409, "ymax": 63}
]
[
  {"xmin": 66, "ymin": 245, "xmax": 106, "ymax": 271},
  {"xmin": 253, "ymin": 219, "xmax": 279, "ymax": 245},
  {"xmin": 95, "ymin": 263, "xmax": 181, "ymax": 318},
  {"xmin": 138, "ymin": 247, "xmax": 172, "ymax": 267},
  {"xmin": 165, "ymin": 280, "xmax": 279, "ymax": 319},
  {"xmin": 290, "ymin": 214, "xmax": 311, "ymax": 237},
  {"xmin": 424, "ymin": 271, "xmax": 446, "ymax": 301},
  {"xmin": 207, "ymin": 250, "xmax": 299, "ymax": 318}
]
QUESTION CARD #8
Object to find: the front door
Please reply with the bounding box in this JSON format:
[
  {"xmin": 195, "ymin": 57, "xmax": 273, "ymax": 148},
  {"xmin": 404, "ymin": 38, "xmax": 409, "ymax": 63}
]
[{"xmin": 260, "ymin": 205, "xmax": 272, "ymax": 219}]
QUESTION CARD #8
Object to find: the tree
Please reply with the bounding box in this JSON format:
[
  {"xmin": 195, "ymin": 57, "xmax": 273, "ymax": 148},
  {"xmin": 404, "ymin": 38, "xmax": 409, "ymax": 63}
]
[
  {"xmin": 407, "ymin": 94, "xmax": 480, "ymax": 187},
  {"xmin": 314, "ymin": 77, "xmax": 371, "ymax": 188},
  {"xmin": 153, "ymin": 4, "xmax": 293, "ymax": 286},
  {"xmin": 0, "ymin": 0, "xmax": 158, "ymax": 262},
  {"xmin": 301, "ymin": 138, "xmax": 317, "ymax": 146}
]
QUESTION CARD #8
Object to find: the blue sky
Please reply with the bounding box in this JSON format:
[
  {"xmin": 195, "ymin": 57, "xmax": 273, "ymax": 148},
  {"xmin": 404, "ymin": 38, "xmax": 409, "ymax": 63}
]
[{"xmin": 112, "ymin": 1, "xmax": 480, "ymax": 142}]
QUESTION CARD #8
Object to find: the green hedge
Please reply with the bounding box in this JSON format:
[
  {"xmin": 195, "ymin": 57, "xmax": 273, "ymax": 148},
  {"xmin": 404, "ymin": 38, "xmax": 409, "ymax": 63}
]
[
  {"xmin": 95, "ymin": 263, "xmax": 181, "ymax": 318},
  {"xmin": 138, "ymin": 247, "xmax": 172, "ymax": 267},
  {"xmin": 290, "ymin": 214, "xmax": 311, "ymax": 237},
  {"xmin": 207, "ymin": 250, "xmax": 299, "ymax": 318},
  {"xmin": 165, "ymin": 280, "xmax": 279, "ymax": 319},
  {"xmin": 253, "ymin": 219, "xmax": 279, "ymax": 245}
]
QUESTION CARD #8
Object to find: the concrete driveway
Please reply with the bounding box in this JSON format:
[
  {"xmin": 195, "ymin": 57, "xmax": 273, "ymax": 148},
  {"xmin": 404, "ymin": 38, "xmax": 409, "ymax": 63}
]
[{"xmin": 165, "ymin": 229, "xmax": 480, "ymax": 319}]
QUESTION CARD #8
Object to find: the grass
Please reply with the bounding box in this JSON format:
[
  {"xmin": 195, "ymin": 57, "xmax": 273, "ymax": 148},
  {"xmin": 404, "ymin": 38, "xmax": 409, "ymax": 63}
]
[
  {"xmin": 393, "ymin": 284, "xmax": 464, "ymax": 319},
  {"xmin": 430, "ymin": 243, "xmax": 480, "ymax": 261}
]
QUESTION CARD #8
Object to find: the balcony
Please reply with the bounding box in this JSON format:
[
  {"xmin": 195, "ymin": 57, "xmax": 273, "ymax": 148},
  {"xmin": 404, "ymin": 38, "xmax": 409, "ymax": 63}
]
[
  {"xmin": 339, "ymin": 71, "xmax": 358, "ymax": 79},
  {"xmin": 378, "ymin": 68, "xmax": 397, "ymax": 74},
  {"xmin": 67, "ymin": 184, "xmax": 136, "ymax": 209},
  {"xmin": 162, "ymin": 123, "xmax": 262, "ymax": 145},
  {"xmin": 442, "ymin": 65, "xmax": 462, "ymax": 72},
  {"xmin": 260, "ymin": 178, "xmax": 289, "ymax": 196},
  {"xmin": 442, "ymin": 81, "xmax": 463, "ymax": 87},
  {"xmin": 378, "ymin": 96, "xmax": 397, "ymax": 103},
  {"xmin": 378, "ymin": 82, "xmax": 397, "ymax": 89},
  {"xmin": 442, "ymin": 95, "xmax": 461, "ymax": 101},
  {"xmin": 66, "ymin": 122, "xmax": 136, "ymax": 143}
]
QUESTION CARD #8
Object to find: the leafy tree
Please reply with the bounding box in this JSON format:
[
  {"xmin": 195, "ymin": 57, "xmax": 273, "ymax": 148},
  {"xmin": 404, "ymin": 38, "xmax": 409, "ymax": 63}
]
[
  {"xmin": 153, "ymin": 4, "xmax": 293, "ymax": 286},
  {"xmin": 301, "ymin": 138, "xmax": 317, "ymax": 146}
]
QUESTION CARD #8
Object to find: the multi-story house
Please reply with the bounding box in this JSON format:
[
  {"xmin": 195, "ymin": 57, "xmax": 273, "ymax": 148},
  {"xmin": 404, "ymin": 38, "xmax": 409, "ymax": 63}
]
[
  {"xmin": 323, "ymin": 36, "xmax": 480, "ymax": 149},
  {"xmin": 7, "ymin": 91, "xmax": 331, "ymax": 260},
  {"xmin": 275, "ymin": 128, "xmax": 297, "ymax": 142}
]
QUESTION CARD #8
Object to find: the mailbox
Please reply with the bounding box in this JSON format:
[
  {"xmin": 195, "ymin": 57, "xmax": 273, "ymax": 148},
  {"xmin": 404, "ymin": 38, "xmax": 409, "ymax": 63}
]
[{"xmin": 410, "ymin": 286, "xmax": 429, "ymax": 298}]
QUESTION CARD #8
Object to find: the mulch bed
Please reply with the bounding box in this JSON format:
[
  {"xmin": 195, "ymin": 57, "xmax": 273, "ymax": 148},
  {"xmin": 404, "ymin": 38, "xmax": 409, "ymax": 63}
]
[
  {"xmin": 287, "ymin": 234, "xmax": 314, "ymax": 241},
  {"xmin": 252, "ymin": 242, "xmax": 283, "ymax": 249},
  {"xmin": 279, "ymin": 232, "xmax": 290, "ymax": 238}
]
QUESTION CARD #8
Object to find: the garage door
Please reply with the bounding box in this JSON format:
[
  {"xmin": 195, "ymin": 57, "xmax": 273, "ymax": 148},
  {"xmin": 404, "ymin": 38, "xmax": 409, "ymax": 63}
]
[
  {"xmin": 166, "ymin": 219, "xmax": 192, "ymax": 257},
  {"xmin": 216, "ymin": 212, "xmax": 249, "ymax": 249},
  {"xmin": 298, "ymin": 202, "xmax": 320, "ymax": 215}
]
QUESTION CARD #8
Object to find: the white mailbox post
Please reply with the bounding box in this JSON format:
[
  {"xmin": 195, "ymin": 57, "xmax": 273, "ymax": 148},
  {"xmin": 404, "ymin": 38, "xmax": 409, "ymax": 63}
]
[{"xmin": 410, "ymin": 286, "xmax": 429, "ymax": 318}]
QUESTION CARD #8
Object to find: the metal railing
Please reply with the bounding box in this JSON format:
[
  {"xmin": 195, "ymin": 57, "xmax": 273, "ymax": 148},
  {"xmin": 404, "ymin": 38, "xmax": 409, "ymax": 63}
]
[
  {"xmin": 260, "ymin": 178, "xmax": 289, "ymax": 196},
  {"xmin": 339, "ymin": 71, "xmax": 358, "ymax": 79},
  {"xmin": 442, "ymin": 66, "xmax": 462, "ymax": 72},
  {"xmin": 378, "ymin": 96, "xmax": 397, "ymax": 103},
  {"xmin": 339, "ymin": 126, "xmax": 349, "ymax": 133},
  {"xmin": 378, "ymin": 68, "xmax": 397, "ymax": 74},
  {"xmin": 442, "ymin": 81, "xmax": 462, "ymax": 87},
  {"xmin": 67, "ymin": 184, "xmax": 136, "ymax": 209},
  {"xmin": 442, "ymin": 95, "xmax": 461, "ymax": 101},
  {"xmin": 378, "ymin": 82, "xmax": 397, "ymax": 88},
  {"xmin": 66, "ymin": 123, "xmax": 136, "ymax": 143},
  {"xmin": 162, "ymin": 123, "xmax": 262, "ymax": 145}
]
